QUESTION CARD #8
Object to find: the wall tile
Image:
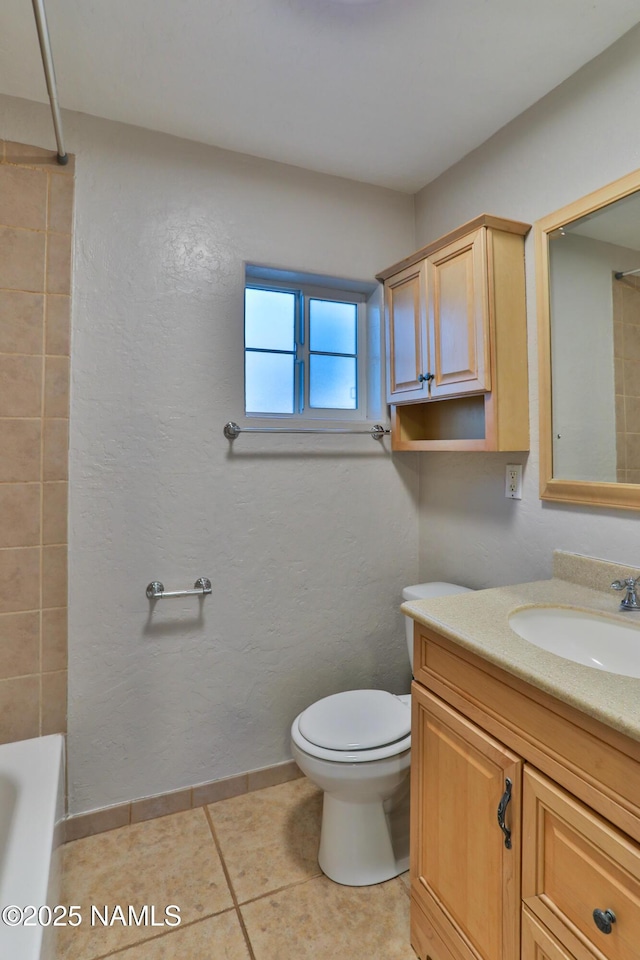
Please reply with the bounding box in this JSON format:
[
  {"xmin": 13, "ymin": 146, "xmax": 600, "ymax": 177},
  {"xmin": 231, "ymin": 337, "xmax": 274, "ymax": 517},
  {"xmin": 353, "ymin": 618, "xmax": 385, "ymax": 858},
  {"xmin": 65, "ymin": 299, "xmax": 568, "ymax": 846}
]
[
  {"xmin": 65, "ymin": 804, "xmax": 130, "ymax": 843},
  {"xmin": 0, "ymin": 291, "xmax": 44, "ymax": 355},
  {"xmin": 192, "ymin": 773, "xmax": 248, "ymax": 807},
  {"xmin": 623, "ymin": 359, "xmax": 640, "ymax": 398},
  {"xmin": 615, "ymin": 395, "xmax": 626, "ymax": 434},
  {"xmin": 4, "ymin": 141, "xmax": 75, "ymax": 175},
  {"xmin": 0, "ymin": 676, "xmax": 40, "ymax": 743},
  {"xmin": 0, "ymin": 611, "xmax": 39, "ymax": 678},
  {"xmin": 0, "ymin": 354, "xmax": 43, "ymax": 417},
  {"xmin": 43, "ymin": 482, "xmax": 68, "ymax": 545},
  {"xmin": 43, "ymin": 545, "xmax": 68, "ymax": 608},
  {"xmin": 45, "ymin": 296, "xmax": 71, "ymax": 356},
  {"xmin": 46, "ymin": 232, "xmax": 72, "ymax": 295},
  {"xmin": 0, "ymin": 165, "xmax": 48, "ymax": 230},
  {"xmin": 0, "ymin": 484, "xmax": 40, "ymax": 547},
  {"xmin": 625, "ymin": 395, "xmax": 640, "ymax": 427},
  {"xmin": 42, "ymin": 669, "xmax": 67, "ymax": 734},
  {"xmin": 130, "ymin": 789, "xmax": 192, "ymax": 824},
  {"xmin": 0, "ymin": 419, "xmax": 41, "ymax": 482},
  {"xmin": 42, "ymin": 607, "xmax": 67, "ymax": 673},
  {"xmin": 623, "ymin": 323, "xmax": 640, "ymax": 362},
  {"xmin": 0, "ymin": 226, "xmax": 46, "ymax": 291},
  {"xmin": 0, "ymin": 547, "xmax": 40, "ymax": 614},
  {"xmin": 48, "ymin": 175, "xmax": 74, "ymax": 234},
  {"xmin": 0, "ymin": 147, "xmax": 72, "ymax": 750},
  {"xmin": 44, "ymin": 356, "xmax": 70, "ymax": 417},
  {"xmin": 625, "ymin": 434, "xmax": 640, "ymax": 470},
  {"xmin": 43, "ymin": 418, "xmax": 69, "ymax": 481},
  {"xmin": 247, "ymin": 760, "xmax": 303, "ymax": 792}
]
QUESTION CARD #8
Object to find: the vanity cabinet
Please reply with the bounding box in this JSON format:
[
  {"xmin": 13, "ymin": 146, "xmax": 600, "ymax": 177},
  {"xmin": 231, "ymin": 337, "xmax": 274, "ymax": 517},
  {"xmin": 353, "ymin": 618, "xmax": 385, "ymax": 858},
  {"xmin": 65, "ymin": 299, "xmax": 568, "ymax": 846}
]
[
  {"xmin": 410, "ymin": 624, "xmax": 640, "ymax": 960},
  {"xmin": 411, "ymin": 685, "xmax": 521, "ymax": 960},
  {"xmin": 377, "ymin": 215, "xmax": 530, "ymax": 451}
]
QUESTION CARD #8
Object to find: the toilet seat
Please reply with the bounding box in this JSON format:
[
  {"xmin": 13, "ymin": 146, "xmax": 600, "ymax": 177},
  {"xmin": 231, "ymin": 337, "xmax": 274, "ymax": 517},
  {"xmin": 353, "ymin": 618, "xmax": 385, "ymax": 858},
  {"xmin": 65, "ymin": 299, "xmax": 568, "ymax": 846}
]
[{"xmin": 291, "ymin": 691, "xmax": 411, "ymax": 763}]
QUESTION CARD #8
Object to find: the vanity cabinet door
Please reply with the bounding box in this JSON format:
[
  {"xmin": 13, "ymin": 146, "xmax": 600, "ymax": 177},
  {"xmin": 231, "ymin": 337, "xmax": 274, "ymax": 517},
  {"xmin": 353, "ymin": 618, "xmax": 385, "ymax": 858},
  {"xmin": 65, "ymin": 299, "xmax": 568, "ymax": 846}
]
[
  {"xmin": 410, "ymin": 683, "xmax": 522, "ymax": 960},
  {"xmin": 523, "ymin": 767, "xmax": 640, "ymax": 960},
  {"xmin": 384, "ymin": 260, "xmax": 430, "ymax": 404},
  {"xmin": 426, "ymin": 227, "xmax": 491, "ymax": 399}
]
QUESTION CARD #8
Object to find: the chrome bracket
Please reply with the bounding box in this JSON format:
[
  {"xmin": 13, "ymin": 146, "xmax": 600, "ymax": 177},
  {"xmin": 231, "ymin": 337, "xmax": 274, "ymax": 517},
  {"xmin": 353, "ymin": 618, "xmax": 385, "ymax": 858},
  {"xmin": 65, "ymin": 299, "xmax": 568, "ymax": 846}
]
[{"xmin": 146, "ymin": 577, "xmax": 212, "ymax": 599}]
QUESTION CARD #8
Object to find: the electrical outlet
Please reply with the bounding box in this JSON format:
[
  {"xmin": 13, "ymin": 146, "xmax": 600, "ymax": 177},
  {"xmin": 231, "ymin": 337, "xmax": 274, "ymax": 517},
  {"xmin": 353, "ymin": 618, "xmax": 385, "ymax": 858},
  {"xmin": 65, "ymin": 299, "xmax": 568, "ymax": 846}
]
[{"xmin": 505, "ymin": 464, "xmax": 523, "ymax": 499}]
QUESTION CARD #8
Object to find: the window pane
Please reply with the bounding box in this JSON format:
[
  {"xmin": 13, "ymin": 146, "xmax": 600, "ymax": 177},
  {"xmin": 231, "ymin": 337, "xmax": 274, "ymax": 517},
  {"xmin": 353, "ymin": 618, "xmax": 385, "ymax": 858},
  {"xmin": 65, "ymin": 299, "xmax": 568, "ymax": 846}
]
[
  {"xmin": 309, "ymin": 354, "xmax": 356, "ymax": 409},
  {"xmin": 245, "ymin": 288, "xmax": 295, "ymax": 351},
  {"xmin": 245, "ymin": 352, "xmax": 294, "ymax": 414},
  {"xmin": 309, "ymin": 299, "xmax": 357, "ymax": 355}
]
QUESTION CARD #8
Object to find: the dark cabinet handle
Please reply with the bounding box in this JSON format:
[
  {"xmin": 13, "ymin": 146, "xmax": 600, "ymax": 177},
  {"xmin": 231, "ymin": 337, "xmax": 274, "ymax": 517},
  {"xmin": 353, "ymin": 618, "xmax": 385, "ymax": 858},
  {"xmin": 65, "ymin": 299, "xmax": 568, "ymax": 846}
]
[
  {"xmin": 592, "ymin": 909, "xmax": 616, "ymax": 934},
  {"xmin": 497, "ymin": 778, "xmax": 512, "ymax": 849},
  {"xmin": 418, "ymin": 372, "xmax": 434, "ymax": 383}
]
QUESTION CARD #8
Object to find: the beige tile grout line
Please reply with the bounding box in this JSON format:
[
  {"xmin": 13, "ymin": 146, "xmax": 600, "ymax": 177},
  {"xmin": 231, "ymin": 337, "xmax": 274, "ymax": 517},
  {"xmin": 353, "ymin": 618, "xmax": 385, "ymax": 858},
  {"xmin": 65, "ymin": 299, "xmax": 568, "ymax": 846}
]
[
  {"xmin": 71, "ymin": 909, "xmax": 239, "ymax": 960},
  {"xmin": 232, "ymin": 872, "xmax": 324, "ymax": 910},
  {"xmin": 203, "ymin": 804, "xmax": 258, "ymax": 960}
]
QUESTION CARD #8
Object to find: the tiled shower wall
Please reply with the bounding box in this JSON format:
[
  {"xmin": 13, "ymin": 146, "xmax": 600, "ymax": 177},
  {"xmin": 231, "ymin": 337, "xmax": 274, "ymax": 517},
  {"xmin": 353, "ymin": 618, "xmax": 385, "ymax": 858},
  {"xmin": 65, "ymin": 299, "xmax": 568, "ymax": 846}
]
[
  {"xmin": 613, "ymin": 274, "xmax": 640, "ymax": 483},
  {"xmin": 0, "ymin": 140, "xmax": 73, "ymax": 743}
]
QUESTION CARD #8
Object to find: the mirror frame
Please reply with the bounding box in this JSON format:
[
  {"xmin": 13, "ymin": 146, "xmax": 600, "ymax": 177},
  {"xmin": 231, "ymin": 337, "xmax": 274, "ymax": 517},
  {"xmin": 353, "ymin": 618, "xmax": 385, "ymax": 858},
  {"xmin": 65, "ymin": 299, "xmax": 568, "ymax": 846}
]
[{"xmin": 536, "ymin": 166, "xmax": 640, "ymax": 511}]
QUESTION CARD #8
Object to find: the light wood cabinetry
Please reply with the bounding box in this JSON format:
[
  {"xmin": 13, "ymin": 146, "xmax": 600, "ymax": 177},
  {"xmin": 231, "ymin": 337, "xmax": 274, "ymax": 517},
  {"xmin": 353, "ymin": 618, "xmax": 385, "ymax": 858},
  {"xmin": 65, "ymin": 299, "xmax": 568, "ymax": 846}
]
[
  {"xmin": 385, "ymin": 260, "xmax": 429, "ymax": 403},
  {"xmin": 377, "ymin": 215, "xmax": 530, "ymax": 451},
  {"xmin": 426, "ymin": 228, "xmax": 490, "ymax": 400},
  {"xmin": 411, "ymin": 685, "xmax": 521, "ymax": 960},
  {"xmin": 410, "ymin": 625, "xmax": 640, "ymax": 960}
]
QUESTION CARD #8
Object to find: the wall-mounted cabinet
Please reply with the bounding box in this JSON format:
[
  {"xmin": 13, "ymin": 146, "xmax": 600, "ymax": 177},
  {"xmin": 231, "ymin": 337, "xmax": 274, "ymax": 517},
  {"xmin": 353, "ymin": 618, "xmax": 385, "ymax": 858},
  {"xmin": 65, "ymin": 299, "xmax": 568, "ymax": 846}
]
[{"xmin": 377, "ymin": 215, "xmax": 531, "ymax": 451}]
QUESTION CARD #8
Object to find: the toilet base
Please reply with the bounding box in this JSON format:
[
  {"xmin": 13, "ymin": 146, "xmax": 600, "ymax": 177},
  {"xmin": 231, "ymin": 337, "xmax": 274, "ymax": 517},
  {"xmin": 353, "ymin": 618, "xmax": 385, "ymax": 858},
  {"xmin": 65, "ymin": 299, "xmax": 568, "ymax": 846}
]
[{"xmin": 318, "ymin": 785, "xmax": 409, "ymax": 886}]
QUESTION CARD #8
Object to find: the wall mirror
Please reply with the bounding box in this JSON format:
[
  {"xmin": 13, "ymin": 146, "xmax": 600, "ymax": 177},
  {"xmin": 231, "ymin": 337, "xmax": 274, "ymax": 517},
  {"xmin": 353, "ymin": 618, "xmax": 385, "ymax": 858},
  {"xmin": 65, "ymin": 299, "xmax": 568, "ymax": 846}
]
[{"xmin": 536, "ymin": 167, "xmax": 640, "ymax": 510}]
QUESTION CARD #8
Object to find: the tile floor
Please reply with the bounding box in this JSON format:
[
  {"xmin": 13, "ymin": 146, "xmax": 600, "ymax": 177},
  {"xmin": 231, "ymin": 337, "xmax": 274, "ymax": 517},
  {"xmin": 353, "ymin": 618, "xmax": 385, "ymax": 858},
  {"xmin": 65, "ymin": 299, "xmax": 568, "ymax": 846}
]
[{"xmin": 57, "ymin": 777, "xmax": 416, "ymax": 960}]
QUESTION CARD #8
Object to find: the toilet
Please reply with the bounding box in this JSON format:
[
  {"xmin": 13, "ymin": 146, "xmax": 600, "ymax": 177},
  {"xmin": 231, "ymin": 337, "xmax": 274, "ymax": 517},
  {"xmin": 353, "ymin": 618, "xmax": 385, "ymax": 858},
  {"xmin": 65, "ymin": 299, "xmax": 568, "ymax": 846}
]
[{"xmin": 290, "ymin": 581, "xmax": 473, "ymax": 886}]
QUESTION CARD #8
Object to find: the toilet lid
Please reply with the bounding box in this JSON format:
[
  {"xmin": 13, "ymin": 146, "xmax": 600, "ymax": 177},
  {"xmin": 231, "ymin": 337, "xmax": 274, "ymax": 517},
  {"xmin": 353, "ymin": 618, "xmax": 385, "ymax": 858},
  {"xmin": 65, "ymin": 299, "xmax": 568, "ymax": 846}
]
[{"xmin": 298, "ymin": 690, "xmax": 410, "ymax": 751}]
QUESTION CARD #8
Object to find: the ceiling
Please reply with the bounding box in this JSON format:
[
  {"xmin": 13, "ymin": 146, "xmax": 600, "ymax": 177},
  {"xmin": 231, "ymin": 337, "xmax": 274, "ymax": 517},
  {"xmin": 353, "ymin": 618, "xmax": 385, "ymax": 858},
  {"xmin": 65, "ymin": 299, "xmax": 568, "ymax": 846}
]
[{"xmin": 1, "ymin": 0, "xmax": 639, "ymax": 193}]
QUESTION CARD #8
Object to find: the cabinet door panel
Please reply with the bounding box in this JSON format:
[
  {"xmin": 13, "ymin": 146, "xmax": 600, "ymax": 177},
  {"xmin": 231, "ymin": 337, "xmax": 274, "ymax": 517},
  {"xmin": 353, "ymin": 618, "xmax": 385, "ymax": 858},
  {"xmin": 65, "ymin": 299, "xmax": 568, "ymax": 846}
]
[
  {"xmin": 385, "ymin": 261, "xmax": 429, "ymax": 403},
  {"xmin": 427, "ymin": 229, "xmax": 490, "ymax": 398},
  {"xmin": 523, "ymin": 767, "xmax": 640, "ymax": 960},
  {"xmin": 411, "ymin": 684, "xmax": 521, "ymax": 960}
]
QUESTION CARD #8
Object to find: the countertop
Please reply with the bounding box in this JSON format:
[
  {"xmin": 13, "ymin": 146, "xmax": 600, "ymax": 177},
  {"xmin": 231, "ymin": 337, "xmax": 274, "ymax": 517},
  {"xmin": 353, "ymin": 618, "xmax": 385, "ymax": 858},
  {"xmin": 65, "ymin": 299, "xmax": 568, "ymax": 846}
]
[{"xmin": 401, "ymin": 572, "xmax": 640, "ymax": 743}]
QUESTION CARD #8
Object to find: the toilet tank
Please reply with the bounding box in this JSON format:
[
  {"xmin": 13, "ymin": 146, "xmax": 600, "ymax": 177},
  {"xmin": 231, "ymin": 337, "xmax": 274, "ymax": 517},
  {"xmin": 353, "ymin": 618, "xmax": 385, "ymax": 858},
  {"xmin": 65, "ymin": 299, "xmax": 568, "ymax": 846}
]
[{"xmin": 402, "ymin": 582, "xmax": 474, "ymax": 670}]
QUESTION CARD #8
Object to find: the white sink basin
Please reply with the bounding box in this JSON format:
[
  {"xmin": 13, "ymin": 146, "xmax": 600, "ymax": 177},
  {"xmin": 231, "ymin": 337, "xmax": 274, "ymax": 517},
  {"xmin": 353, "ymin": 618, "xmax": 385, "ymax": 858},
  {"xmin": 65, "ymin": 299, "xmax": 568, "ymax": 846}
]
[{"xmin": 508, "ymin": 606, "xmax": 640, "ymax": 678}]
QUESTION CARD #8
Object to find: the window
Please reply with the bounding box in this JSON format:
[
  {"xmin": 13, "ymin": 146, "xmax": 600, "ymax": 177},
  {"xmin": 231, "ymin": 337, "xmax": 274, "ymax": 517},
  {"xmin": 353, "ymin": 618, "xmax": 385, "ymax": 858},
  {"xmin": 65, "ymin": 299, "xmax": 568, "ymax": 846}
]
[{"xmin": 244, "ymin": 268, "xmax": 374, "ymax": 420}]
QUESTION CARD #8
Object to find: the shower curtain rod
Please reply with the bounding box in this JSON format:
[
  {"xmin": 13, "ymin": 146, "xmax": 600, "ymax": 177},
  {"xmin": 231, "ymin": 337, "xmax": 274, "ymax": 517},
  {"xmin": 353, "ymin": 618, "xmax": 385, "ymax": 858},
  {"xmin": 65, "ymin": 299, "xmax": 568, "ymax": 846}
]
[
  {"xmin": 31, "ymin": 0, "xmax": 68, "ymax": 165},
  {"xmin": 615, "ymin": 267, "xmax": 640, "ymax": 279}
]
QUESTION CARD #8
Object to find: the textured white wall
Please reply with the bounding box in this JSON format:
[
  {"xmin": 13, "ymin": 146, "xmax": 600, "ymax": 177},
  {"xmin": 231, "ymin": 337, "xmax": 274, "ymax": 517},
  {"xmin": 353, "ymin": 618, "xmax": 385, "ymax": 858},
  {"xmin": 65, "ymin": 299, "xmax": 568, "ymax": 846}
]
[
  {"xmin": 0, "ymin": 95, "xmax": 419, "ymax": 814},
  {"xmin": 414, "ymin": 25, "xmax": 640, "ymax": 588}
]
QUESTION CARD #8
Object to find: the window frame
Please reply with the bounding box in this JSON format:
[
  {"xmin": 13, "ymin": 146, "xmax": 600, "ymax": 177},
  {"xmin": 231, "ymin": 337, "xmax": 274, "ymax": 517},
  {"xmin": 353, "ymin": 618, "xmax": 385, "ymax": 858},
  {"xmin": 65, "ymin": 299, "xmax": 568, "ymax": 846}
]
[{"xmin": 244, "ymin": 277, "xmax": 369, "ymax": 422}]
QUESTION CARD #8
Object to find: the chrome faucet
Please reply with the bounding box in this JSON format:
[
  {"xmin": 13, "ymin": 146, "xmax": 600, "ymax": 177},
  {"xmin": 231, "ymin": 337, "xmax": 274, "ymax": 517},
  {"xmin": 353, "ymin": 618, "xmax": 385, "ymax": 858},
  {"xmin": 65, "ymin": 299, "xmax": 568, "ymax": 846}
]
[{"xmin": 611, "ymin": 577, "xmax": 640, "ymax": 611}]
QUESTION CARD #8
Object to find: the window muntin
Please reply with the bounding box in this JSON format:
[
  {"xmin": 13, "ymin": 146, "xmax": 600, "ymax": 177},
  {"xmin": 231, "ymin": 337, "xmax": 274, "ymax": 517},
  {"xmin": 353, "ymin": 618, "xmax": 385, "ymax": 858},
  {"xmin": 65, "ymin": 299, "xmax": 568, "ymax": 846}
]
[{"xmin": 244, "ymin": 279, "xmax": 365, "ymax": 419}]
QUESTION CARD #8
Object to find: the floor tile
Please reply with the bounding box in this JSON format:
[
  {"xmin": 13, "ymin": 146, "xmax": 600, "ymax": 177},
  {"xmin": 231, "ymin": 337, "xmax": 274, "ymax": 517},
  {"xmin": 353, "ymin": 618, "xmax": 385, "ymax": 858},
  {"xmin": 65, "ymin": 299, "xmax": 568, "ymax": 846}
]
[
  {"xmin": 241, "ymin": 874, "xmax": 415, "ymax": 960},
  {"xmin": 102, "ymin": 911, "xmax": 251, "ymax": 959},
  {"xmin": 57, "ymin": 809, "xmax": 233, "ymax": 960},
  {"xmin": 209, "ymin": 777, "xmax": 322, "ymax": 903}
]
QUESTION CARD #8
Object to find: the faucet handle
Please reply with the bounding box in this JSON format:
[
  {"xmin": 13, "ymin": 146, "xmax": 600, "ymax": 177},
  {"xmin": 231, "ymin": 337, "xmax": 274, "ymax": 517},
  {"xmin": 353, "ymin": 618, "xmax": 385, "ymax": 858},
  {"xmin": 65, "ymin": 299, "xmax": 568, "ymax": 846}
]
[
  {"xmin": 611, "ymin": 578, "xmax": 640, "ymax": 610},
  {"xmin": 611, "ymin": 577, "xmax": 640, "ymax": 590}
]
